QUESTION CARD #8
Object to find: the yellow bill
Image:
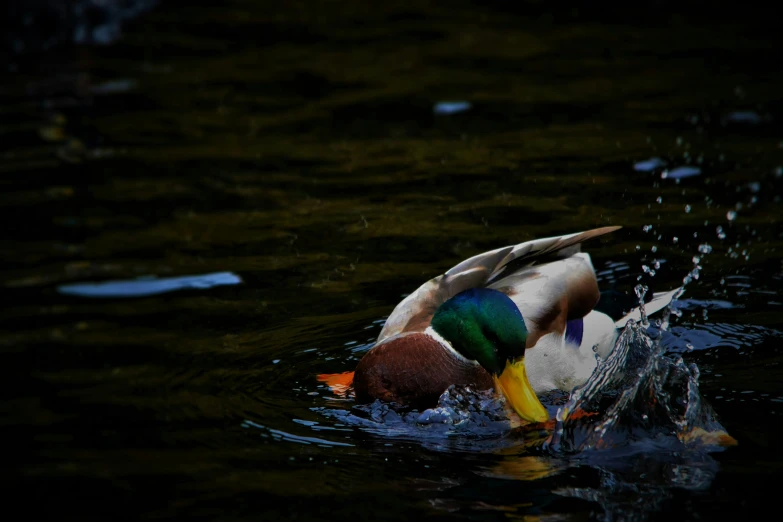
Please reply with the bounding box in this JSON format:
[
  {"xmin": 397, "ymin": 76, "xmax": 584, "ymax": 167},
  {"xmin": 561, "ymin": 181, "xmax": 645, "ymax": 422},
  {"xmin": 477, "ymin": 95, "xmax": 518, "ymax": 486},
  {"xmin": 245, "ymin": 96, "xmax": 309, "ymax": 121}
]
[{"xmin": 493, "ymin": 358, "xmax": 549, "ymax": 423}]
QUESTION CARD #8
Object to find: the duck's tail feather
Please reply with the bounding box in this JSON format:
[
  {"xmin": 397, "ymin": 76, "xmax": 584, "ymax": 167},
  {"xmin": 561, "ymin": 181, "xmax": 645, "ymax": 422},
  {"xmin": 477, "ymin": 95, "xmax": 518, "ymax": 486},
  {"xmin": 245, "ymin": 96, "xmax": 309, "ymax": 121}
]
[
  {"xmin": 317, "ymin": 371, "xmax": 355, "ymax": 397},
  {"xmin": 613, "ymin": 287, "xmax": 683, "ymax": 328}
]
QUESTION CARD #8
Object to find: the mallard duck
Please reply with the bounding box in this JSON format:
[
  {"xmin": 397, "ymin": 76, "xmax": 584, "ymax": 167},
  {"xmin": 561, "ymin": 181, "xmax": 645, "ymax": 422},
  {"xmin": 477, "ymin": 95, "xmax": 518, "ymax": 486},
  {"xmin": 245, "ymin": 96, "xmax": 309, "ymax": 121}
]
[{"xmin": 323, "ymin": 227, "xmax": 680, "ymax": 424}]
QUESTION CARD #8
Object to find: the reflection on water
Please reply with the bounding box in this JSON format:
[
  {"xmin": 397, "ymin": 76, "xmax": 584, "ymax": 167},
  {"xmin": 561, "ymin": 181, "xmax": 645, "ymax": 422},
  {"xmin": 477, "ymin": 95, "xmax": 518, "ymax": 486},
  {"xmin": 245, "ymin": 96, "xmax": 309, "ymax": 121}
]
[
  {"xmin": 57, "ymin": 271, "xmax": 242, "ymax": 297},
  {"xmin": 433, "ymin": 101, "xmax": 473, "ymax": 115},
  {"xmin": 242, "ymin": 419, "xmax": 354, "ymax": 447}
]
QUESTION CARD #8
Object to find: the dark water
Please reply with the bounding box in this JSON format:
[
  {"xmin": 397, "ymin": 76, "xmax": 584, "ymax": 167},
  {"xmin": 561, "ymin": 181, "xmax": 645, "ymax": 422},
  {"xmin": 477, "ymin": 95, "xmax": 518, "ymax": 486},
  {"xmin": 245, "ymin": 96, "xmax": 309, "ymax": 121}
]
[{"xmin": 3, "ymin": 1, "xmax": 783, "ymax": 520}]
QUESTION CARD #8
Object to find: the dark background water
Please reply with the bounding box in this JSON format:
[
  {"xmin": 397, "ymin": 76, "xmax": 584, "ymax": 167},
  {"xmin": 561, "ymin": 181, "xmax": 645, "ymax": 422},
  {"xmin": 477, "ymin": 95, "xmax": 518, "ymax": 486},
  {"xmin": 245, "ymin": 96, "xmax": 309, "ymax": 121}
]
[{"xmin": 3, "ymin": 1, "xmax": 783, "ymax": 520}]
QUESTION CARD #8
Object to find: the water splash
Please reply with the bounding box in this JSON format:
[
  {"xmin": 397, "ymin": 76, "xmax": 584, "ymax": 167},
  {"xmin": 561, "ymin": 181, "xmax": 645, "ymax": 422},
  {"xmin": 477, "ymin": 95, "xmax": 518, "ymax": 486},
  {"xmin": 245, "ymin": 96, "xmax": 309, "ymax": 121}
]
[
  {"xmin": 635, "ymin": 284, "xmax": 650, "ymax": 327},
  {"xmin": 315, "ymin": 385, "xmax": 547, "ymax": 452},
  {"xmin": 545, "ymin": 313, "xmax": 734, "ymax": 455}
]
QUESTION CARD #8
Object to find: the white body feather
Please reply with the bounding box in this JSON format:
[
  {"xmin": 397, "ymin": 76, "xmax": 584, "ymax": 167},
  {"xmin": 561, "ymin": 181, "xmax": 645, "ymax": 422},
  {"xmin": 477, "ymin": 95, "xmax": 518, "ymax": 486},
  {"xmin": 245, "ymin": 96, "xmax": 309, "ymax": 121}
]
[{"xmin": 524, "ymin": 310, "xmax": 618, "ymax": 393}]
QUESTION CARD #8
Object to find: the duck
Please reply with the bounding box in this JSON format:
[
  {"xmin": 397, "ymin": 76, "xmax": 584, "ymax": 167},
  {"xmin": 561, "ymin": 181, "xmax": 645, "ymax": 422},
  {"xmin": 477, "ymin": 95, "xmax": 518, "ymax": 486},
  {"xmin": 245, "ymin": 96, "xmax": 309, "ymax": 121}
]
[{"xmin": 320, "ymin": 226, "xmax": 681, "ymax": 424}]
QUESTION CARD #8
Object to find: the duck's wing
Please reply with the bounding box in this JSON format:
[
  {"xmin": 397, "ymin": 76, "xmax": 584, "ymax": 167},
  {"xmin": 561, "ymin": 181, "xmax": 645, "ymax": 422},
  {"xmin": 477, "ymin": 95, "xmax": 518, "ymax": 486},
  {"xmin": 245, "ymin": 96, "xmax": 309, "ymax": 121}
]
[
  {"xmin": 487, "ymin": 252, "xmax": 605, "ymax": 347},
  {"xmin": 377, "ymin": 226, "xmax": 621, "ymax": 344},
  {"xmin": 376, "ymin": 245, "xmax": 513, "ymax": 343}
]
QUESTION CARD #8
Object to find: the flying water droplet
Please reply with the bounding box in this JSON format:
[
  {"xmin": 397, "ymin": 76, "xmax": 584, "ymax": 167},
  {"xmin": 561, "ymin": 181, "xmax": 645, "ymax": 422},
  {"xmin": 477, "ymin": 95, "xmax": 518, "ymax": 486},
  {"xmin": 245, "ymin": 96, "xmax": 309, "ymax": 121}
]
[
  {"xmin": 634, "ymin": 284, "xmax": 649, "ymax": 327},
  {"xmin": 727, "ymin": 210, "xmax": 737, "ymax": 222},
  {"xmin": 685, "ymin": 204, "xmax": 692, "ymax": 213}
]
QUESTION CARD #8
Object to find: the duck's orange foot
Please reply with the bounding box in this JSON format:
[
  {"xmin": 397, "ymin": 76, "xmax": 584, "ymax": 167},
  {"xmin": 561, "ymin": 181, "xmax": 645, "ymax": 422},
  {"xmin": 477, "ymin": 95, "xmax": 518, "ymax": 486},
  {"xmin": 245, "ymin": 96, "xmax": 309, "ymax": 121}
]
[
  {"xmin": 524, "ymin": 407, "xmax": 599, "ymax": 431},
  {"xmin": 317, "ymin": 371, "xmax": 355, "ymax": 397},
  {"xmin": 679, "ymin": 427, "xmax": 738, "ymax": 447}
]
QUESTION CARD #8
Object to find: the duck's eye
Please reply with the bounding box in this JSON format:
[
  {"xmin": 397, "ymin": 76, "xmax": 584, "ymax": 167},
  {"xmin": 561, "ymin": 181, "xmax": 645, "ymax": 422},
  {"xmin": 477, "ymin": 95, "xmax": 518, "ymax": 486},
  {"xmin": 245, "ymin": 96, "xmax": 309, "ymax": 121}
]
[{"xmin": 483, "ymin": 327, "xmax": 501, "ymax": 352}]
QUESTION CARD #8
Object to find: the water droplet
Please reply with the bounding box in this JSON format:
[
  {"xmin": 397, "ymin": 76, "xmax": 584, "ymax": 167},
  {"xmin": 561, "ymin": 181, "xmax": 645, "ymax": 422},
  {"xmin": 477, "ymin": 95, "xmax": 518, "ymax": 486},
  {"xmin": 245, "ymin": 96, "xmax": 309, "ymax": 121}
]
[
  {"xmin": 651, "ymin": 245, "xmax": 658, "ymax": 253},
  {"xmin": 643, "ymin": 225, "xmax": 653, "ymax": 233},
  {"xmin": 635, "ymin": 245, "xmax": 641, "ymax": 251},
  {"xmin": 634, "ymin": 284, "xmax": 649, "ymax": 326},
  {"xmin": 673, "ymin": 237, "xmax": 679, "ymax": 244},
  {"xmin": 727, "ymin": 210, "xmax": 737, "ymax": 222},
  {"xmin": 716, "ymin": 226, "xmax": 726, "ymax": 240},
  {"xmin": 698, "ymin": 244, "xmax": 713, "ymax": 254},
  {"xmin": 684, "ymin": 204, "xmax": 691, "ymax": 213},
  {"xmin": 656, "ymin": 196, "xmax": 663, "ymax": 204}
]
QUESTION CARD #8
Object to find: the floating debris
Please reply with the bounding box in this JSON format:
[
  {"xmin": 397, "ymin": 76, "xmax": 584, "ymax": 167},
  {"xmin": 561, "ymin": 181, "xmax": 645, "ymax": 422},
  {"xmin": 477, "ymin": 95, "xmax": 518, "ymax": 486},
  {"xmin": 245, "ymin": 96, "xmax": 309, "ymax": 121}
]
[
  {"xmin": 57, "ymin": 271, "xmax": 241, "ymax": 298},
  {"xmin": 633, "ymin": 157, "xmax": 666, "ymax": 172},
  {"xmin": 433, "ymin": 101, "xmax": 472, "ymax": 115},
  {"xmin": 661, "ymin": 166, "xmax": 701, "ymax": 180},
  {"xmin": 90, "ymin": 79, "xmax": 138, "ymax": 95},
  {"xmin": 723, "ymin": 111, "xmax": 762, "ymax": 125}
]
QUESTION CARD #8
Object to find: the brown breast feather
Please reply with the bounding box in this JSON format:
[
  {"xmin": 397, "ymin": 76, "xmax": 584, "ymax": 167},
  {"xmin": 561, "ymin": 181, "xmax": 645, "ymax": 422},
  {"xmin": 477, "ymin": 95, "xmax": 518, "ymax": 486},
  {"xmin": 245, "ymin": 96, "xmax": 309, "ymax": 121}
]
[{"xmin": 353, "ymin": 333, "xmax": 494, "ymax": 410}]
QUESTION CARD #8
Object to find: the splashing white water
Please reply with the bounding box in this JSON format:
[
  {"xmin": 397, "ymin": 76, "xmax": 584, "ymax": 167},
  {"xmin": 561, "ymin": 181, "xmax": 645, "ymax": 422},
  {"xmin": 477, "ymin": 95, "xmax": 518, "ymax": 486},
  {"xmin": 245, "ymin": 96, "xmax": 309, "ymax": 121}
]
[{"xmin": 545, "ymin": 303, "xmax": 733, "ymax": 455}]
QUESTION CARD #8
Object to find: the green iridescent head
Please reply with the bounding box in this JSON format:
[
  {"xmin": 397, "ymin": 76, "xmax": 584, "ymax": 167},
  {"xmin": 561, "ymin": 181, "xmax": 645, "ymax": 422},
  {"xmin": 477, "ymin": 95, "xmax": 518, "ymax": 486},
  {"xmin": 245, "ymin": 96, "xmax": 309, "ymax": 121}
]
[{"xmin": 430, "ymin": 288, "xmax": 528, "ymax": 374}]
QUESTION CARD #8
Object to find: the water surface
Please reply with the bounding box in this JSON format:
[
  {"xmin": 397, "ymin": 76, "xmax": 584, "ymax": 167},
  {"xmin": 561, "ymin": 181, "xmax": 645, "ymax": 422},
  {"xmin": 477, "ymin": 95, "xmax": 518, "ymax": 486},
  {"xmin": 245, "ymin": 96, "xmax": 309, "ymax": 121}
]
[{"xmin": 3, "ymin": 1, "xmax": 783, "ymax": 520}]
